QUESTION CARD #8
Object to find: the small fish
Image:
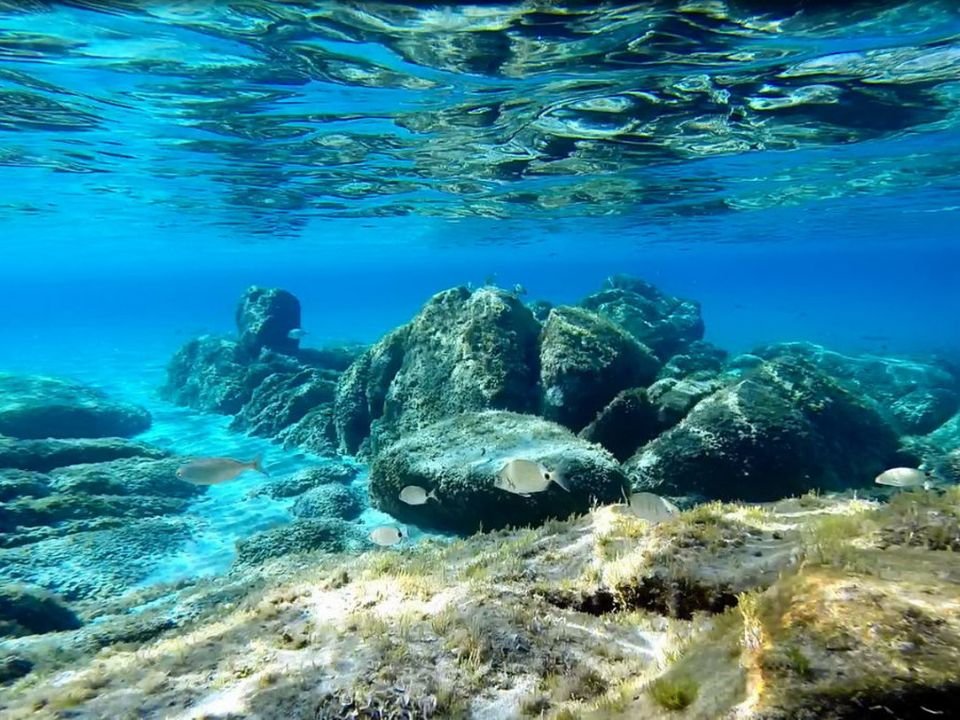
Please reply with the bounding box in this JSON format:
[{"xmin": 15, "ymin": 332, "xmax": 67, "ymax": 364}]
[
  {"xmin": 626, "ymin": 492, "xmax": 679, "ymax": 524},
  {"xmin": 875, "ymin": 467, "xmax": 932, "ymax": 490},
  {"xmin": 369, "ymin": 525, "xmax": 406, "ymax": 547},
  {"xmin": 512, "ymin": 283, "xmax": 528, "ymax": 296},
  {"xmin": 175, "ymin": 456, "xmax": 267, "ymax": 485},
  {"xmin": 494, "ymin": 458, "xmax": 570, "ymax": 497},
  {"xmin": 288, "ymin": 328, "xmax": 308, "ymax": 340},
  {"xmin": 399, "ymin": 485, "xmax": 438, "ymax": 505}
]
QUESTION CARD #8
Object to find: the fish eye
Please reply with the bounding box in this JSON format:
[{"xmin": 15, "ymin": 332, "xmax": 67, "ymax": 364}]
[{"xmin": 544, "ymin": 472, "xmax": 552, "ymax": 480}]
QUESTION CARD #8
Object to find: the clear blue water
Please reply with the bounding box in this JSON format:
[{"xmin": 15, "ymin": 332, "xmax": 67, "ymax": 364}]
[{"xmin": 1, "ymin": 2, "xmax": 959, "ymax": 593}]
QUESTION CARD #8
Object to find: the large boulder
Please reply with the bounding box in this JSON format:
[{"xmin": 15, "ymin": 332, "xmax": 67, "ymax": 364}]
[
  {"xmin": 580, "ymin": 275, "xmax": 704, "ymax": 360},
  {"xmin": 276, "ymin": 405, "xmax": 339, "ymax": 457},
  {"xmin": 539, "ymin": 307, "xmax": 660, "ymax": 431},
  {"xmin": 0, "ymin": 436, "xmax": 168, "ymax": 473},
  {"xmin": 578, "ymin": 388, "xmax": 663, "ymax": 462},
  {"xmin": 236, "ymin": 286, "xmax": 301, "ymax": 358},
  {"xmin": 753, "ymin": 342, "xmax": 960, "ymax": 435},
  {"xmin": 0, "ymin": 584, "xmax": 82, "ymax": 637},
  {"xmin": 0, "ymin": 374, "xmax": 150, "ymax": 440},
  {"xmin": 291, "ymin": 484, "xmax": 364, "ymax": 521},
  {"xmin": 231, "ymin": 367, "xmax": 337, "ymax": 439},
  {"xmin": 334, "ymin": 287, "xmax": 542, "ymax": 455},
  {"xmin": 370, "ymin": 410, "xmax": 629, "ymax": 534},
  {"xmin": 235, "ymin": 518, "xmax": 363, "ymax": 565},
  {"xmin": 625, "ymin": 358, "xmax": 903, "ymax": 501},
  {"xmin": 657, "ymin": 341, "xmax": 728, "ymax": 380},
  {"xmin": 253, "ymin": 463, "xmax": 361, "ymax": 500}
]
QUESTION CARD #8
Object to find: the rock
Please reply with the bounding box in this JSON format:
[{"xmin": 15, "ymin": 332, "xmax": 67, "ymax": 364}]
[
  {"xmin": 0, "ymin": 654, "xmax": 32, "ymax": 684},
  {"xmin": 231, "ymin": 368, "xmax": 337, "ymax": 439},
  {"xmin": 235, "ymin": 518, "xmax": 362, "ymax": 565},
  {"xmin": 0, "ymin": 436, "xmax": 168, "ymax": 473},
  {"xmin": 625, "ymin": 358, "xmax": 902, "ymax": 501},
  {"xmin": 236, "ymin": 286, "xmax": 301, "ymax": 358},
  {"xmin": 580, "ymin": 275, "xmax": 704, "ymax": 360},
  {"xmin": 578, "ymin": 388, "xmax": 662, "ymax": 462},
  {"xmin": 47, "ymin": 458, "xmax": 201, "ymax": 499},
  {"xmin": 335, "ymin": 287, "xmax": 542, "ymax": 455},
  {"xmin": 277, "ymin": 405, "xmax": 339, "ymax": 457},
  {"xmin": 291, "ymin": 484, "xmax": 364, "ymax": 521},
  {"xmin": 539, "ymin": 307, "xmax": 661, "ymax": 431},
  {"xmin": 0, "ymin": 374, "xmax": 150, "ymax": 440},
  {"xmin": 161, "ymin": 336, "xmax": 255, "ymax": 415},
  {"xmin": 753, "ymin": 342, "xmax": 960, "ymax": 435},
  {"xmin": 0, "ymin": 470, "xmax": 51, "ymax": 502},
  {"xmin": 646, "ymin": 374, "xmax": 725, "ymax": 428},
  {"xmin": 370, "ymin": 410, "xmax": 629, "ymax": 534},
  {"xmin": 0, "ymin": 584, "xmax": 82, "ymax": 637},
  {"xmin": 529, "ymin": 300, "xmax": 554, "ymax": 322},
  {"xmin": 298, "ymin": 344, "xmax": 367, "ymax": 372},
  {"xmin": 657, "ymin": 341, "xmax": 728, "ymax": 380},
  {"xmin": 255, "ymin": 463, "xmax": 361, "ymax": 499},
  {"xmin": 1, "ymin": 493, "xmax": 193, "ymax": 532}
]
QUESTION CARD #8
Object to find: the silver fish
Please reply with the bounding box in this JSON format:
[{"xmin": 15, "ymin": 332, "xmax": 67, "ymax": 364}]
[
  {"xmin": 288, "ymin": 328, "xmax": 308, "ymax": 340},
  {"xmin": 627, "ymin": 492, "xmax": 678, "ymax": 524},
  {"xmin": 369, "ymin": 525, "xmax": 406, "ymax": 547},
  {"xmin": 399, "ymin": 485, "xmax": 438, "ymax": 505},
  {"xmin": 175, "ymin": 456, "xmax": 267, "ymax": 485},
  {"xmin": 875, "ymin": 467, "xmax": 931, "ymax": 490},
  {"xmin": 494, "ymin": 458, "xmax": 570, "ymax": 497}
]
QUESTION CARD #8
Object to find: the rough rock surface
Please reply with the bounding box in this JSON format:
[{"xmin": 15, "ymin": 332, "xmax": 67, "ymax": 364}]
[
  {"xmin": 291, "ymin": 484, "xmax": 364, "ymax": 521},
  {"xmin": 370, "ymin": 410, "xmax": 629, "ymax": 533},
  {"xmin": 230, "ymin": 367, "xmax": 337, "ymax": 439},
  {"xmin": 254, "ymin": 463, "xmax": 361, "ymax": 500},
  {"xmin": 626, "ymin": 358, "xmax": 903, "ymax": 501},
  {"xmin": 235, "ymin": 518, "xmax": 363, "ymax": 565},
  {"xmin": 0, "ymin": 374, "xmax": 151, "ymax": 440},
  {"xmin": 335, "ymin": 287, "xmax": 542, "ymax": 455},
  {"xmin": 276, "ymin": 405, "xmax": 339, "ymax": 457},
  {"xmin": 0, "ymin": 584, "xmax": 82, "ymax": 637},
  {"xmin": 657, "ymin": 340, "xmax": 728, "ymax": 380},
  {"xmin": 578, "ymin": 388, "xmax": 663, "ymax": 462},
  {"xmin": 580, "ymin": 275, "xmax": 705, "ymax": 360},
  {"xmin": 0, "ymin": 436, "xmax": 167, "ymax": 473},
  {"xmin": 539, "ymin": 306, "xmax": 661, "ymax": 431},
  {"xmin": 236, "ymin": 286, "xmax": 301, "ymax": 358}
]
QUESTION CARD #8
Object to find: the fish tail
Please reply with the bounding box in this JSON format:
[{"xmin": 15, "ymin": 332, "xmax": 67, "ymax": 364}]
[
  {"xmin": 427, "ymin": 488, "xmax": 439, "ymax": 502},
  {"xmin": 250, "ymin": 456, "xmax": 269, "ymax": 477}
]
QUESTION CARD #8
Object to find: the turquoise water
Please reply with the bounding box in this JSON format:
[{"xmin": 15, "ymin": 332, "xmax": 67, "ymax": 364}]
[{"xmin": 0, "ymin": 1, "xmax": 959, "ymax": 613}]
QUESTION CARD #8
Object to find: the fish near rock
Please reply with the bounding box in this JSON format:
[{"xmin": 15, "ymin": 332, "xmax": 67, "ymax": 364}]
[
  {"xmin": 625, "ymin": 491, "xmax": 678, "ymax": 524},
  {"xmin": 494, "ymin": 458, "xmax": 570, "ymax": 497},
  {"xmin": 175, "ymin": 456, "xmax": 267, "ymax": 485},
  {"xmin": 369, "ymin": 525, "xmax": 406, "ymax": 547},
  {"xmin": 399, "ymin": 485, "xmax": 437, "ymax": 506},
  {"xmin": 875, "ymin": 467, "xmax": 932, "ymax": 490}
]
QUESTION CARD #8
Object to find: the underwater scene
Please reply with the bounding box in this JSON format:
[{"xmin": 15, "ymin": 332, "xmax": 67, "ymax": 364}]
[{"xmin": 1, "ymin": 1, "xmax": 960, "ymax": 718}]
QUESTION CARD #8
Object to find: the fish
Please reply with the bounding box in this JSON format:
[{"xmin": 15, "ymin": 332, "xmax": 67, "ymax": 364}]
[
  {"xmin": 494, "ymin": 458, "xmax": 570, "ymax": 497},
  {"xmin": 512, "ymin": 283, "xmax": 528, "ymax": 296},
  {"xmin": 369, "ymin": 525, "xmax": 406, "ymax": 547},
  {"xmin": 288, "ymin": 328, "xmax": 308, "ymax": 340},
  {"xmin": 875, "ymin": 467, "xmax": 932, "ymax": 490},
  {"xmin": 626, "ymin": 492, "xmax": 679, "ymax": 524},
  {"xmin": 399, "ymin": 485, "xmax": 438, "ymax": 505},
  {"xmin": 175, "ymin": 456, "xmax": 267, "ymax": 485}
]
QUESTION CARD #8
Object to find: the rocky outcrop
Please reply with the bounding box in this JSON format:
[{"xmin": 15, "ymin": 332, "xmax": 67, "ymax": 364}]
[
  {"xmin": 235, "ymin": 518, "xmax": 363, "ymax": 565},
  {"xmin": 230, "ymin": 367, "xmax": 337, "ymax": 439},
  {"xmin": 578, "ymin": 388, "xmax": 663, "ymax": 462},
  {"xmin": 625, "ymin": 358, "xmax": 903, "ymax": 501},
  {"xmin": 539, "ymin": 307, "xmax": 660, "ymax": 431},
  {"xmin": 334, "ymin": 288, "xmax": 542, "ymax": 455},
  {"xmin": 236, "ymin": 286, "xmax": 301, "ymax": 358},
  {"xmin": 370, "ymin": 410, "xmax": 628, "ymax": 533},
  {"xmin": 580, "ymin": 275, "xmax": 704, "ymax": 360},
  {"xmin": 0, "ymin": 374, "xmax": 150, "ymax": 440},
  {"xmin": 0, "ymin": 584, "xmax": 82, "ymax": 637},
  {"xmin": 291, "ymin": 484, "xmax": 364, "ymax": 521},
  {"xmin": 253, "ymin": 463, "xmax": 361, "ymax": 500},
  {"xmin": 0, "ymin": 436, "xmax": 167, "ymax": 473}
]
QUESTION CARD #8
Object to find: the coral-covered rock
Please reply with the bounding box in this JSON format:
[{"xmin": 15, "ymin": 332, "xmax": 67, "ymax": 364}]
[
  {"xmin": 236, "ymin": 286, "xmax": 301, "ymax": 358},
  {"xmin": 231, "ymin": 368, "xmax": 337, "ymax": 439},
  {"xmin": 235, "ymin": 518, "xmax": 362, "ymax": 565},
  {"xmin": 580, "ymin": 275, "xmax": 704, "ymax": 360},
  {"xmin": 0, "ymin": 436, "xmax": 167, "ymax": 473},
  {"xmin": 291, "ymin": 484, "xmax": 364, "ymax": 521},
  {"xmin": 0, "ymin": 584, "xmax": 82, "ymax": 637},
  {"xmin": 625, "ymin": 358, "xmax": 902, "ymax": 501},
  {"xmin": 0, "ymin": 374, "xmax": 150, "ymax": 440},
  {"xmin": 578, "ymin": 388, "xmax": 662, "ymax": 462},
  {"xmin": 370, "ymin": 410, "xmax": 628, "ymax": 534},
  {"xmin": 335, "ymin": 287, "xmax": 542, "ymax": 455},
  {"xmin": 539, "ymin": 307, "xmax": 660, "ymax": 431},
  {"xmin": 646, "ymin": 374, "xmax": 725, "ymax": 428}
]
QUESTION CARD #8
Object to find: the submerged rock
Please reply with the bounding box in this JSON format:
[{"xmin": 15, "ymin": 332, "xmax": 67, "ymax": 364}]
[
  {"xmin": 578, "ymin": 388, "xmax": 663, "ymax": 462},
  {"xmin": 236, "ymin": 286, "xmax": 302, "ymax": 358},
  {"xmin": 0, "ymin": 436, "xmax": 168, "ymax": 473},
  {"xmin": 255, "ymin": 463, "xmax": 361, "ymax": 499},
  {"xmin": 370, "ymin": 410, "xmax": 628, "ymax": 533},
  {"xmin": 47, "ymin": 457, "xmax": 200, "ymax": 499},
  {"xmin": 235, "ymin": 518, "xmax": 363, "ymax": 565},
  {"xmin": 626, "ymin": 358, "xmax": 902, "ymax": 501},
  {"xmin": 0, "ymin": 584, "xmax": 82, "ymax": 637},
  {"xmin": 277, "ymin": 405, "xmax": 339, "ymax": 457},
  {"xmin": 291, "ymin": 484, "xmax": 364, "ymax": 521},
  {"xmin": 657, "ymin": 340, "xmax": 728, "ymax": 380},
  {"xmin": 335, "ymin": 287, "xmax": 542, "ymax": 455},
  {"xmin": 0, "ymin": 654, "xmax": 32, "ymax": 684},
  {"xmin": 161, "ymin": 336, "xmax": 253, "ymax": 415},
  {"xmin": 580, "ymin": 275, "xmax": 704, "ymax": 360},
  {"xmin": 231, "ymin": 367, "xmax": 337, "ymax": 439},
  {"xmin": 0, "ymin": 374, "xmax": 150, "ymax": 440},
  {"xmin": 539, "ymin": 306, "xmax": 660, "ymax": 431},
  {"xmin": 0, "ymin": 469, "xmax": 51, "ymax": 502}
]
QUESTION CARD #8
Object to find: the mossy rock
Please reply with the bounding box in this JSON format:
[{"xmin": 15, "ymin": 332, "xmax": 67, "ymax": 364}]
[
  {"xmin": 539, "ymin": 306, "xmax": 660, "ymax": 431},
  {"xmin": 254, "ymin": 463, "xmax": 361, "ymax": 499},
  {"xmin": 0, "ymin": 436, "xmax": 168, "ymax": 473},
  {"xmin": 292, "ymin": 484, "xmax": 364, "ymax": 521},
  {"xmin": 235, "ymin": 286, "xmax": 301, "ymax": 358},
  {"xmin": 0, "ymin": 584, "xmax": 82, "ymax": 637},
  {"xmin": 578, "ymin": 387, "xmax": 663, "ymax": 462},
  {"xmin": 235, "ymin": 518, "xmax": 363, "ymax": 565},
  {"xmin": 370, "ymin": 410, "xmax": 628, "ymax": 534}
]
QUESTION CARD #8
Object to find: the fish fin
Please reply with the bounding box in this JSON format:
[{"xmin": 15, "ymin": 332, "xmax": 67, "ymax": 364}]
[
  {"xmin": 250, "ymin": 456, "xmax": 269, "ymax": 477},
  {"xmin": 551, "ymin": 473, "xmax": 571, "ymax": 492}
]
